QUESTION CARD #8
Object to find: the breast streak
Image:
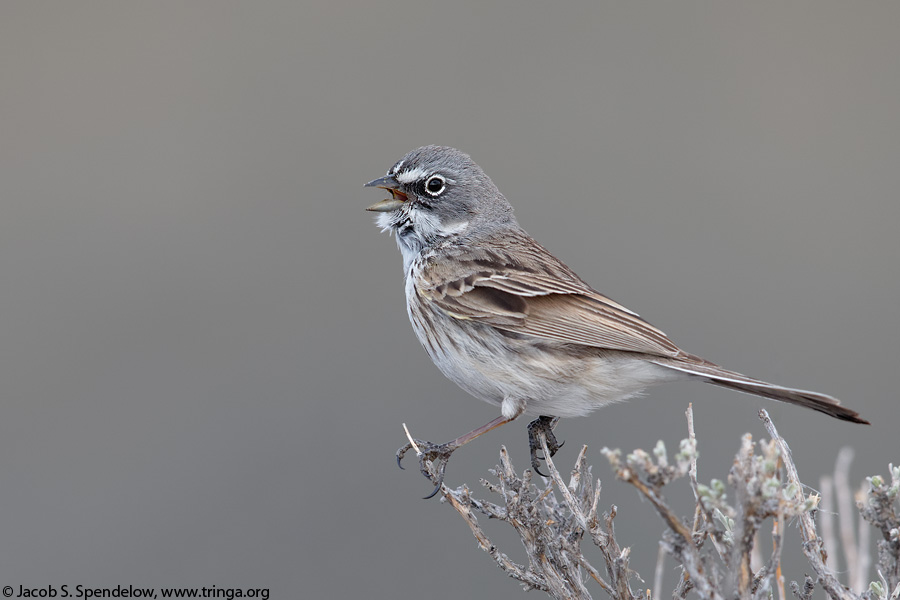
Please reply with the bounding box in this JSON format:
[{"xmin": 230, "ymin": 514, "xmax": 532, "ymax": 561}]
[{"xmin": 403, "ymin": 266, "xmax": 672, "ymax": 418}]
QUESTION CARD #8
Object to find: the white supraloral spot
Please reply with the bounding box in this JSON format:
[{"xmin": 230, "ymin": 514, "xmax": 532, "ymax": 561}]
[{"xmin": 395, "ymin": 166, "xmax": 429, "ymax": 184}]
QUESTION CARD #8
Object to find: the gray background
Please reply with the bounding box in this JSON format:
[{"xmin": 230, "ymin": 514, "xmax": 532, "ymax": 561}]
[{"xmin": 1, "ymin": 1, "xmax": 897, "ymax": 598}]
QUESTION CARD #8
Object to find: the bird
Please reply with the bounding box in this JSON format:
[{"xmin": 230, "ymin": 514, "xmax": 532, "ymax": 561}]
[{"xmin": 365, "ymin": 145, "xmax": 867, "ymax": 498}]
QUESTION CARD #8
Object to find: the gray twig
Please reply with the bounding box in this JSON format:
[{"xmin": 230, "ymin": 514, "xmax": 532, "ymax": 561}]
[{"xmin": 411, "ymin": 406, "xmax": 896, "ymax": 600}]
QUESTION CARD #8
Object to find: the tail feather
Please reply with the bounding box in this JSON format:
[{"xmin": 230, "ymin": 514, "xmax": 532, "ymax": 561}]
[{"xmin": 649, "ymin": 355, "xmax": 869, "ymax": 424}]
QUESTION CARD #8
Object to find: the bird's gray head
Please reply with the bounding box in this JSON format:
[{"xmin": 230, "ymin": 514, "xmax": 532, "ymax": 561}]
[{"xmin": 365, "ymin": 146, "xmax": 516, "ymax": 257}]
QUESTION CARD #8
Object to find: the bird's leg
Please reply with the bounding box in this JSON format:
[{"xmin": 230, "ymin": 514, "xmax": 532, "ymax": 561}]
[
  {"xmin": 396, "ymin": 414, "xmax": 512, "ymax": 499},
  {"xmin": 527, "ymin": 415, "xmax": 564, "ymax": 476}
]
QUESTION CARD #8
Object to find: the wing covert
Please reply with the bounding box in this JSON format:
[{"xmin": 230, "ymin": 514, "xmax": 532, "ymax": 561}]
[{"xmin": 417, "ymin": 237, "xmax": 682, "ymax": 358}]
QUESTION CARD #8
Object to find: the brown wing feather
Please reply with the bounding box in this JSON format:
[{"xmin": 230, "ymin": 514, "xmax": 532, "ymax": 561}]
[
  {"xmin": 418, "ymin": 233, "xmax": 683, "ymax": 358},
  {"xmin": 512, "ymin": 294, "xmax": 681, "ymax": 356}
]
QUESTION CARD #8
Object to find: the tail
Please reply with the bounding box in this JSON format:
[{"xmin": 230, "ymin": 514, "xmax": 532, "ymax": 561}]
[{"xmin": 648, "ymin": 354, "xmax": 869, "ymax": 424}]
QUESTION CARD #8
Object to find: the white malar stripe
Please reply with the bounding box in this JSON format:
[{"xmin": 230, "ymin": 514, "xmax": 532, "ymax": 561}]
[
  {"xmin": 408, "ymin": 209, "xmax": 441, "ymax": 236},
  {"xmin": 395, "ymin": 166, "xmax": 429, "ymax": 184},
  {"xmin": 375, "ymin": 211, "xmax": 395, "ymax": 233}
]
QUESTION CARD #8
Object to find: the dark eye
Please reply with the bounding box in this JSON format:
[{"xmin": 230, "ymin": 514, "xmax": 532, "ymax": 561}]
[{"xmin": 425, "ymin": 175, "xmax": 446, "ymax": 196}]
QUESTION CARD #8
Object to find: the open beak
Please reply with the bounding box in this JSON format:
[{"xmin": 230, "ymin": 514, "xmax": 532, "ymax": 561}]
[{"xmin": 364, "ymin": 175, "xmax": 408, "ymax": 212}]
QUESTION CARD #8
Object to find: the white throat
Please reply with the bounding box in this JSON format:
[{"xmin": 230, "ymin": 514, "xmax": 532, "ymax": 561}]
[{"xmin": 376, "ymin": 206, "xmax": 470, "ymax": 274}]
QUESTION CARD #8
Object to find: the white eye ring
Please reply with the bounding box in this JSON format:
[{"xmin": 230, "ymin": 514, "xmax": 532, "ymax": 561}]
[{"xmin": 424, "ymin": 175, "xmax": 446, "ymax": 197}]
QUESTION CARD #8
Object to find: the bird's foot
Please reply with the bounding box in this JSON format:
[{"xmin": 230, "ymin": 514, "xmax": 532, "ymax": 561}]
[
  {"xmin": 396, "ymin": 439, "xmax": 457, "ymax": 499},
  {"xmin": 527, "ymin": 416, "xmax": 564, "ymax": 477}
]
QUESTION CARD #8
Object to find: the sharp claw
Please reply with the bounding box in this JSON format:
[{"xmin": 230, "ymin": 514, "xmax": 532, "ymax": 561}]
[
  {"xmin": 417, "ymin": 443, "xmax": 451, "ymax": 499},
  {"xmin": 396, "ymin": 442, "xmax": 413, "ymax": 470},
  {"xmin": 396, "ymin": 439, "xmax": 455, "ymax": 499},
  {"xmin": 529, "ymin": 441, "xmax": 547, "ymax": 476},
  {"xmin": 423, "ymin": 482, "xmax": 442, "ymax": 500}
]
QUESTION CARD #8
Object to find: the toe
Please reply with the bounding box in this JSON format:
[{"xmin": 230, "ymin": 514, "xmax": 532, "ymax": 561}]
[{"xmin": 395, "ymin": 442, "xmax": 414, "ymax": 470}]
